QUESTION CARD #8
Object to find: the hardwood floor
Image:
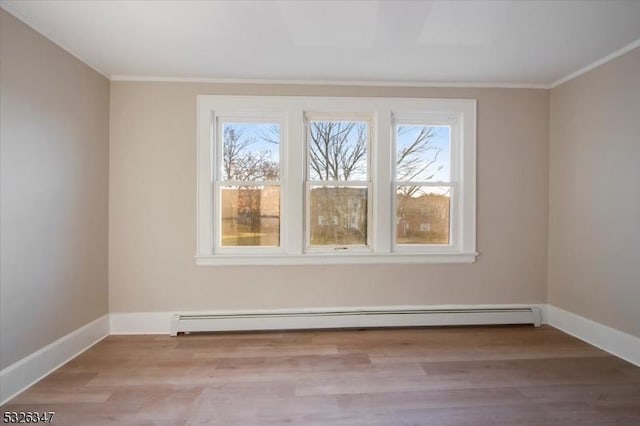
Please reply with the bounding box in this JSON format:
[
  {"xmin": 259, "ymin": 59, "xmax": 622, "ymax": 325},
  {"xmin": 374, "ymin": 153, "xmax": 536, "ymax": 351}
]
[{"xmin": 2, "ymin": 325, "xmax": 639, "ymax": 425}]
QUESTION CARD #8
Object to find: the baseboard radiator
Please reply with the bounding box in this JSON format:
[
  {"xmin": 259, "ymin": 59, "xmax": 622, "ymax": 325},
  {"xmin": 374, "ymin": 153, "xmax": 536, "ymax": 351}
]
[{"xmin": 170, "ymin": 307, "xmax": 542, "ymax": 336}]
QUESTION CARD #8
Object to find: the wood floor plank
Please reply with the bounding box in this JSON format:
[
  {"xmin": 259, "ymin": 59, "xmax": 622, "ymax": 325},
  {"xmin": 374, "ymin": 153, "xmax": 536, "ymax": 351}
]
[{"xmin": 2, "ymin": 326, "xmax": 639, "ymax": 425}]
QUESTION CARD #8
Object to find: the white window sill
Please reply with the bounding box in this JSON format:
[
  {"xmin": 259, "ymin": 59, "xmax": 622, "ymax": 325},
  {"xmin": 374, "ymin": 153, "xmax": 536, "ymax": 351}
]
[{"xmin": 195, "ymin": 252, "xmax": 478, "ymax": 266}]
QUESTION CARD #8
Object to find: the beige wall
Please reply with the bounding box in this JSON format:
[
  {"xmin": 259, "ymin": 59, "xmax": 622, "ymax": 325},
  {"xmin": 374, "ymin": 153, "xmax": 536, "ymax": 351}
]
[
  {"xmin": 549, "ymin": 48, "xmax": 640, "ymax": 337},
  {"xmin": 0, "ymin": 10, "xmax": 110, "ymax": 369},
  {"xmin": 109, "ymin": 82, "xmax": 549, "ymax": 312}
]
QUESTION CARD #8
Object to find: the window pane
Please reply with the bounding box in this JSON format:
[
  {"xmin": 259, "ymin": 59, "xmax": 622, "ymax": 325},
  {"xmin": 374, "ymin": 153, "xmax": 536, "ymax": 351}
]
[
  {"xmin": 222, "ymin": 123, "xmax": 280, "ymax": 181},
  {"xmin": 309, "ymin": 186, "xmax": 367, "ymax": 246},
  {"xmin": 221, "ymin": 186, "xmax": 280, "ymax": 247},
  {"xmin": 396, "ymin": 186, "xmax": 450, "ymax": 245},
  {"xmin": 308, "ymin": 121, "xmax": 368, "ymax": 181},
  {"xmin": 396, "ymin": 125, "xmax": 450, "ymax": 182}
]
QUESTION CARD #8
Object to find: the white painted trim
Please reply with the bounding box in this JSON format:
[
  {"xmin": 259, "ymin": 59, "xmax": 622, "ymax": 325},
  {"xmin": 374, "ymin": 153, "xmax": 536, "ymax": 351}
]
[
  {"xmin": 109, "ymin": 75, "xmax": 550, "ymax": 89},
  {"xmin": 0, "ymin": 315, "xmax": 109, "ymax": 405},
  {"xmin": 550, "ymin": 39, "xmax": 640, "ymax": 88},
  {"xmin": 109, "ymin": 312, "xmax": 172, "ymax": 335},
  {"xmin": 195, "ymin": 252, "xmax": 478, "ymax": 265},
  {"xmin": 110, "ymin": 305, "xmax": 547, "ymax": 335},
  {"xmin": 547, "ymin": 305, "xmax": 640, "ymax": 367}
]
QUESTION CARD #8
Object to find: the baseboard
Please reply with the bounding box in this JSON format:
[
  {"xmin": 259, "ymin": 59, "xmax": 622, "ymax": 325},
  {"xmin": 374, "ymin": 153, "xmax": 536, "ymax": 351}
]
[
  {"xmin": 109, "ymin": 304, "xmax": 548, "ymax": 335},
  {"xmin": 547, "ymin": 305, "xmax": 640, "ymax": 367},
  {"xmin": 0, "ymin": 314, "xmax": 109, "ymax": 405},
  {"xmin": 110, "ymin": 311, "xmax": 173, "ymax": 334}
]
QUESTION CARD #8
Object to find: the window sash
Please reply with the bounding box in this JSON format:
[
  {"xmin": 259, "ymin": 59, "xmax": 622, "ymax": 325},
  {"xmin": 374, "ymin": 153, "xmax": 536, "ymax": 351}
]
[
  {"xmin": 213, "ymin": 181, "xmax": 283, "ymax": 254},
  {"xmin": 305, "ymin": 114, "xmax": 373, "ymax": 182},
  {"xmin": 304, "ymin": 114, "xmax": 373, "ymax": 252},
  {"xmin": 391, "ymin": 114, "xmax": 461, "ymax": 252},
  {"xmin": 213, "ymin": 113, "xmax": 286, "ymax": 254},
  {"xmin": 304, "ymin": 182, "xmax": 373, "ymax": 252},
  {"xmin": 393, "ymin": 184, "xmax": 457, "ymax": 252},
  {"xmin": 215, "ymin": 114, "xmax": 284, "ymax": 182}
]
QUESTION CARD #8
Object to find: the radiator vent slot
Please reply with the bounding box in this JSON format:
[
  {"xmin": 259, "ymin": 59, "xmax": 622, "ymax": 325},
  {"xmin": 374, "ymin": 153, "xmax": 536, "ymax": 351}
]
[{"xmin": 170, "ymin": 307, "xmax": 542, "ymax": 336}]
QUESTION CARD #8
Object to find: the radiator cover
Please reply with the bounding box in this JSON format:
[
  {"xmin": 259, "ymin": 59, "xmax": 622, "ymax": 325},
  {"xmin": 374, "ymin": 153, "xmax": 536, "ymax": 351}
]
[{"xmin": 170, "ymin": 306, "xmax": 542, "ymax": 336}]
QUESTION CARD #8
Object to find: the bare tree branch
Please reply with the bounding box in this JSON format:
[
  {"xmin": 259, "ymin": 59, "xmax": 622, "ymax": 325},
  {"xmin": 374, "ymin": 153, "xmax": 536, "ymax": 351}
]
[
  {"xmin": 396, "ymin": 126, "xmax": 443, "ymax": 197},
  {"xmin": 223, "ymin": 127, "xmax": 278, "ymax": 182},
  {"xmin": 308, "ymin": 121, "xmax": 367, "ymax": 180}
]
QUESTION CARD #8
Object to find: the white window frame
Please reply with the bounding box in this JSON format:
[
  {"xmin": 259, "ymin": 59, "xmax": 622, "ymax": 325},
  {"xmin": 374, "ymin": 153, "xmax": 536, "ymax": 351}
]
[
  {"xmin": 196, "ymin": 95, "xmax": 476, "ymax": 265},
  {"xmin": 392, "ymin": 113, "xmax": 462, "ymax": 253},
  {"xmin": 304, "ymin": 112, "xmax": 374, "ymax": 253},
  {"xmin": 213, "ymin": 113, "xmax": 285, "ymax": 255}
]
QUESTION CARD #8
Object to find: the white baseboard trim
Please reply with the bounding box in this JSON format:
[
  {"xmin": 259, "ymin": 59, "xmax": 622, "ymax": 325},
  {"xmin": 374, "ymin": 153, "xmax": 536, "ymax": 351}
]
[
  {"xmin": 0, "ymin": 314, "xmax": 109, "ymax": 405},
  {"xmin": 109, "ymin": 304, "xmax": 548, "ymax": 335},
  {"xmin": 109, "ymin": 312, "xmax": 173, "ymax": 335},
  {"xmin": 547, "ymin": 305, "xmax": 640, "ymax": 367}
]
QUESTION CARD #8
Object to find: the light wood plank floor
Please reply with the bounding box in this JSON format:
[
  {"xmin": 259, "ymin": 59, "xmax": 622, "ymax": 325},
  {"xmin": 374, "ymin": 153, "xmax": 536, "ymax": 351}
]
[{"xmin": 2, "ymin": 326, "xmax": 639, "ymax": 425}]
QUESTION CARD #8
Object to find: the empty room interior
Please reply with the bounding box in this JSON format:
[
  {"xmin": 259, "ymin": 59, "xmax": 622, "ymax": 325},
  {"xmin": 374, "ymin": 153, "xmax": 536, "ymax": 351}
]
[{"xmin": 1, "ymin": 0, "xmax": 639, "ymax": 424}]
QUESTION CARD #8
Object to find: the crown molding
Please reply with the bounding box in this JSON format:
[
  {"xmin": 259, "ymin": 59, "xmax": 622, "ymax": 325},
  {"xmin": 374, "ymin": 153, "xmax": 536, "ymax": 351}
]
[
  {"xmin": 550, "ymin": 38, "xmax": 640, "ymax": 89},
  {"xmin": 109, "ymin": 75, "xmax": 551, "ymax": 89}
]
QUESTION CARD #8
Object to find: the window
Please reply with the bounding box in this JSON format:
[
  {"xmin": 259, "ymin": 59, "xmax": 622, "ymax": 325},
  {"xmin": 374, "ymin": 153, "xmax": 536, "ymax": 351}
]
[
  {"xmin": 393, "ymin": 116, "xmax": 456, "ymax": 250},
  {"xmin": 214, "ymin": 116, "xmax": 283, "ymax": 253},
  {"xmin": 305, "ymin": 115, "xmax": 372, "ymax": 250},
  {"xmin": 197, "ymin": 96, "xmax": 476, "ymax": 265}
]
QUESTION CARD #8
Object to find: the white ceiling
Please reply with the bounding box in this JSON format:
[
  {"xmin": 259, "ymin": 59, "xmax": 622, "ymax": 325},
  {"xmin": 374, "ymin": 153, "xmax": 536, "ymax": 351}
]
[{"xmin": 2, "ymin": 0, "xmax": 640, "ymax": 87}]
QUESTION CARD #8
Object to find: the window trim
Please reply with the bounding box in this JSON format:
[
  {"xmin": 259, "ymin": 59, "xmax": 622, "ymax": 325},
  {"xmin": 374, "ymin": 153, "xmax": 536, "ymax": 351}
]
[{"xmin": 196, "ymin": 95, "xmax": 477, "ymax": 265}]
